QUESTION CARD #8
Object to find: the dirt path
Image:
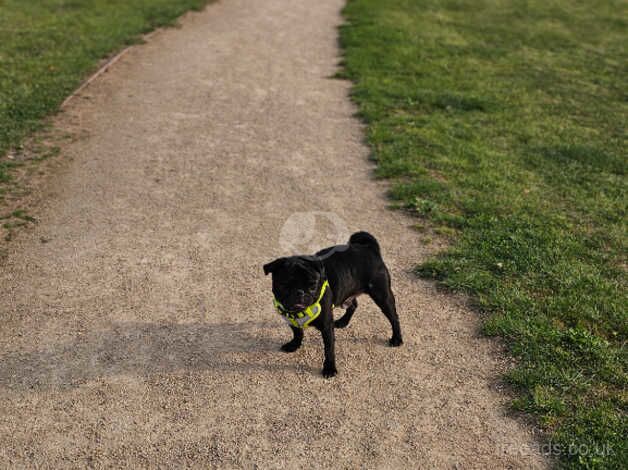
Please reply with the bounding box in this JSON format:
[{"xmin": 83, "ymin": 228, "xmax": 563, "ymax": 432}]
[{"xmin": 0, "ymin": 1, "xmax": 547, "ymax": 467}]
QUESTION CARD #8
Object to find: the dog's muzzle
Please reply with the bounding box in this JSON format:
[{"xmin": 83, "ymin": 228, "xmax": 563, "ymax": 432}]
[{"xmin": 273, "ymin": 280, "xmax": 329, "ymax": 329}]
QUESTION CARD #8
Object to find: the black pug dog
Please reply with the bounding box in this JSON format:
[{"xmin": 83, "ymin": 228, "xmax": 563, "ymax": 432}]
[{"xmin": 263, "ymin": 231, "xmax": 402, "ymax": 378}]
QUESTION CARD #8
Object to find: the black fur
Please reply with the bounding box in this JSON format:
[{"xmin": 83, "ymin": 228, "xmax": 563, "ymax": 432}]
[{"xmin": 263, "ymin": 231, "xmax": 403, "ymax": 378}]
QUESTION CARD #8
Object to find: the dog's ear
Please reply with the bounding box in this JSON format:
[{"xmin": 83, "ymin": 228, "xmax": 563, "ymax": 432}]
[{"xmin": 263, "ymin": 257, "xmax": 286, "ymax": 275}]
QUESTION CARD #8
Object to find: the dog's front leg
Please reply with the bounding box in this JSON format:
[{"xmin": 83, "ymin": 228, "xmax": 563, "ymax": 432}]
[
  {"xmin": 281, "ymin": 325, "xmax": 303, "ymax": 352},
  {"xmin": 318, "ymin": 309, "xmax": 337, "ymax": 378}
]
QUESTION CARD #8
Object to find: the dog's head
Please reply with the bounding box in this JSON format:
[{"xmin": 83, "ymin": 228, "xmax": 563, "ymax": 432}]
[{"xmin": 263, "ymin": 256, "xmax": 324, "ymax": 312}]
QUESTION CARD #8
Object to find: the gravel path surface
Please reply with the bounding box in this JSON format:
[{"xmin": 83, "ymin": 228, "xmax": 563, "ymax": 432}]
[{"xmin": 0, "ymin": 1, "xmax": 547, "ymax": 467}]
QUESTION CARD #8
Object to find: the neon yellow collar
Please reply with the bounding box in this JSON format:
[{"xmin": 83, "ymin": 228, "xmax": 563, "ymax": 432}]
[{"xmin": 273, "ymin": 280, "xmax": 329, "ymax": 329}]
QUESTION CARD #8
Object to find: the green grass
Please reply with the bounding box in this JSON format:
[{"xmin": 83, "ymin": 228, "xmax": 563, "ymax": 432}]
[
  {"xmin": 0, "ymin": 0, "xmax": 211, "ymax": 188},
  {"xmin": 340, "ymin": 0, "xmax": 626, "ymax": 467}
]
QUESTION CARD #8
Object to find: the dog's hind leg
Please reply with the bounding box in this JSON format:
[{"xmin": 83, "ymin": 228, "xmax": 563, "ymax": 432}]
[
  {"xmin": 368, "ymin": 272, "xmax": 403, "ymax": 347},
  {"xmin": 280, "ymin": 325, "xmax": 304, "ymax": 352},
  {"xmin": 334, "ymin": 298, "xmax": 357, "ymax": 329}
]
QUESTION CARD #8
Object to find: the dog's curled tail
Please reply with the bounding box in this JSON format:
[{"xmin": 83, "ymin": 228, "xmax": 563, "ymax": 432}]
[{"xmin": 349, "ymin": 231, "xmax": 381, "ymax": 254}]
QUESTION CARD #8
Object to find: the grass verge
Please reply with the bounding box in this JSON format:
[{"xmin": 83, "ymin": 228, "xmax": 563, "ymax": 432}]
[
  {"xmin": 340, "ymin": 0, "xmax": 626, "ymax": 467},
  {"xmin": 0, "ymin": 0, "xmax": 211, "ymax": 191}
]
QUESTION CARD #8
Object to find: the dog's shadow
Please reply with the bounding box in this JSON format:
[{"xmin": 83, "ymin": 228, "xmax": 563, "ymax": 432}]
[{"xmin": 0, "ymin": 321, "xmax": 317, "ymax": 390}]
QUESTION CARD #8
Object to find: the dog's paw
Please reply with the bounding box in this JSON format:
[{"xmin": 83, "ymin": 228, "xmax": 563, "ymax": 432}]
[
  {"xmin": 334, "ymin": 318, "xmax": 350, "ymax": 329},
  {"xmin": 321, "ymin": 365, "xmax": 337, "ymax": 378},
  {"xmin": 389, "ymin": 336, "xmax": 403, "ymax": 347},
  {"xmin": 280, "ymin": 341, "xmax": 301, "ymax": 353}
]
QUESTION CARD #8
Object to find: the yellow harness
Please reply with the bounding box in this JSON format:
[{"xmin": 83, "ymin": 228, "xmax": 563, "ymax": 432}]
[{"xmin": 273, "ymin": 280, "xmax": 329, "ymax": 329}]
